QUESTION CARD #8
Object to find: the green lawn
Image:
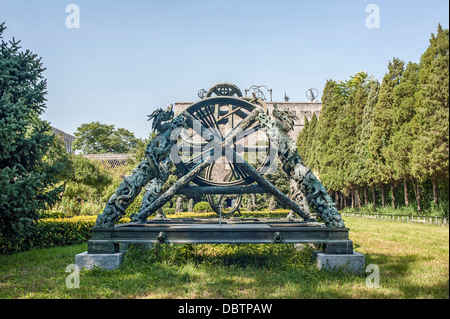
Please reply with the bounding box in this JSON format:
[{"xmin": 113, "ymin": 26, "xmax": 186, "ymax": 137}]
[{"xmin": 0, "ymin": 217, "xmax": 448, "ymax": 299}]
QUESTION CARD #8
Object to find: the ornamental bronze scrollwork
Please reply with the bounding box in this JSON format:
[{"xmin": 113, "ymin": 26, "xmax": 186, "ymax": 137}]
[{"xmin": 94, "ymin": 83, "xmax": 345, "ymax": 229}]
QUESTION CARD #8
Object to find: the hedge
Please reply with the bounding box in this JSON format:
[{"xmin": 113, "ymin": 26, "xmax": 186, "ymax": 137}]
[
  {"xmin": 0, "ymin": 216, "xmax": 129, "ymax": 254},
  {"xmin": 31, "ymin": 216, "xmax": 97, "ymax": 248},
  {"xmin": 38, "ymin": 210, "xmax": 68, "ymax": 219},
  {"xmin": 193, "ymin": 201, "xmax": 213, "ymax": 213}
]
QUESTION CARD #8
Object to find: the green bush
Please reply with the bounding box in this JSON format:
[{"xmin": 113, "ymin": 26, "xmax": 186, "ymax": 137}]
[
  {"xmin": 123, "ymin": 193, "xmax": 177, "ymax": 216},
  {"xmin": 125, "ymin": 192, "xmax": 144, "ymax": 215},
  {"xmin": 165, "ymin": 211, "xmax": 217, "ymax": 219},
  {"xmin": 238, "ymin": 209, "xmax": 290, "ymax": 218},
  {"xmin": 58, "ymin": 197, "xmax": 82, "ymax": 216},
  {"xmin": 30, "ymin": 216, "xmax": 96, "ymax": 248},
  {"xmin": 193, "ymin": 201, "xmax": 213, "ymax": 213},
  {"xmin": 0, "ymin": 215, "xmax": 130, "ymax": 254},
  {"xmin": 38, "ymin": 210, "xmax": 66, "ymax": 219},
  {"xmin": 163, "ymin": 207, "xmax": 176, "ymax": 215},
  {"xmin": 79, "ymin": 202, "xmax": 104, "ymax": 216}
]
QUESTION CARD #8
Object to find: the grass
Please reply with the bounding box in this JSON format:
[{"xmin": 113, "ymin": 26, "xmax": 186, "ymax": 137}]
[{"xmin": 0, "ymin": 216, "xmax": 448, "ymax": 299}]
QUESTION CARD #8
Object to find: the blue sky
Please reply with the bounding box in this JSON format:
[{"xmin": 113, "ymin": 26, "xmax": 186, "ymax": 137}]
[{"xmin": 1, "ymin": 0, "xmax": 448, "ymax": 139}]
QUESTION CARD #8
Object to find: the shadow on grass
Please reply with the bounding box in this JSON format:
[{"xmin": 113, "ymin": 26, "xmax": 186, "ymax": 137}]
[
  {"xmin": 121, "ymin": 243, "xmax": 315, "ymax": 271},
  {"xmin": 109, "ymin": 244, "xmax": 448, "ymax": 299},
  {"xmin": 2, "ymin": 241, "xmax": 447, "ymax": 298},
  {"xmin": 108, "ymin": 244, "xmax": 370, "ymax": 298}
]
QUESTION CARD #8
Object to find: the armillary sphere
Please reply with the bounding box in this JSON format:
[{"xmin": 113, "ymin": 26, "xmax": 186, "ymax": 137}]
[
  {"xmin": 174, "ymin": 82, "xmax": 272, "ymax": 217},
  {"xmin": 306, "ymin": 88, "xmax": 319, "ymax": 102}
]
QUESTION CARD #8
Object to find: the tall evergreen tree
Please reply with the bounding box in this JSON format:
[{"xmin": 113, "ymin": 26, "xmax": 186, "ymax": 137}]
[
  {"xmin": 320, "ymin": 72, "xmax": 371, "ymax": 206},
  {"xmin": 410, "ymin": 25, "xmax": 449, "ymax": 206},
  {"xmin": 368, "ymin": 57, "xmax": 405, "ymax": 207},
  {"xmin": 385, "ymin": 62, "xmax": 420, "ymax": 208},
  {"xmin": 344, "ymin": 72, "xmax": 371, "ymax": 205},
  {"xmin": 353, "ymin": 80, "xmax": 380, "ymax": 208},
  {"xmin": 304, "ymin": 113, "xmax": 318, "ymax": 169},
  {"xmin": 315, "ymin": 80, "xmax": 347, "ymax": 192},
  {"xmin": 296, "ymin": 116, "xmax": 309, "ymax": 160},
  {"xmin": 0, "ymin": 23, "xmax": 64, "ymax": 252}
]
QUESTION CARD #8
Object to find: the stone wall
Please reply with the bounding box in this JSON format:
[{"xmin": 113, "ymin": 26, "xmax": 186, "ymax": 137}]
[{"xmin": 51, "ymin": 126, "xmax": 75, "ymax": 154}]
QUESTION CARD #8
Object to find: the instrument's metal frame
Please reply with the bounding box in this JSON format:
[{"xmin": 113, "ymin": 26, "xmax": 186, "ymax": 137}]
[
  {"xmin": 175, "ymin": 83, "xmax": 272, "ymax": 216},
  {"xmin": 88, "ymin": 218, "xmax": 353, "ymax": 255},
  {"xmin": 90, "ymin": 82, "xmax": 353, "ymax": 257},
  {"xmin": 306, "ymin": 88, "xmax": 319, "ymax": 102},
  {"xmin": 245, "ymin": 85, "xmax": 273, "ymax": 102}
]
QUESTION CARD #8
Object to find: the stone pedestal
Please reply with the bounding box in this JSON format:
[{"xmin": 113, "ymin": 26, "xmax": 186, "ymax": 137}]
[
  {"xmin": 316, "ymin": 251, "xmax": 365, "ymax": 274},
  {"xmin": 75, "ymin": 251, "xmax": 124, "ymax": 270}
]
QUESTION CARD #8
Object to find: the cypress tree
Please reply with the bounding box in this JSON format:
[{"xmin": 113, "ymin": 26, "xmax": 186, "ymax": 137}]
[
  {"xmin": 304, "ymin": 113, "xmax": 318, "ymax": 168},
  {"xmin": 410, "ymin": 25, "xmax": 449, "ymax": 206},
  {"xmin": 324, "ymin": 72, "xmax": 370, "ymax": 202},
  {"xmin": 385, "ymin": 62, "xmax": 420, "ymax": 208},
  {"xmin": 344, "ymin": 72, "xmax": 371, "ymax": 204},
  {"xmin": 316, "ymin": 80, "xmax": 347, "ymax": 192},
  {"xmin": 296, "ymin": 116, "xmax": 309, "ymax": 159},
  {"xmin": 354, "ymin": 80, "xmax": 380, "ymax": 209},
  {"xmin": 368, "ymin": 57, "xmax": 405, "ymax": 207}
]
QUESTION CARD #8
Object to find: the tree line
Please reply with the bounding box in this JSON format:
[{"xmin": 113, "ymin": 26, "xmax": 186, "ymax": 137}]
[{"xmin": 297, "ymin": 25, "xmax": 449, "ymax": 214}]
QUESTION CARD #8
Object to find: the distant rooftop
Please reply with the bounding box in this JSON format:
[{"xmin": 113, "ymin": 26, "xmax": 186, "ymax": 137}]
[{"xmin": 82, "ymin": 153, "xmax": 135, "ymax": 168}]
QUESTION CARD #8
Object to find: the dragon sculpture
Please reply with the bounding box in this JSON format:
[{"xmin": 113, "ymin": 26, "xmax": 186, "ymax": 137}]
[
  {"xmin": 256, "ymin": 104, "xmax": 345, "ymax": 228},
  {"xmin": 95, "ymin": 105, "xmax": 189, "ymax": 228}
]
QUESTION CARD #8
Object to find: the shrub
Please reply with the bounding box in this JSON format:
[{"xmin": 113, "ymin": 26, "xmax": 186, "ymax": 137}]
[
  {"xmin": 124, "ymin": 192, "xmax": 144, "ymax": 215},
  {"xmin": 0, "ymin": 215, "xmax": 130, "ymax": 254},
  {"xmin": 38, "ymin": 210, "xmax": 66, "ymax": 219},
  {"xmin": 30, "ymin": 216, "xmax": 96, "ymax": 248},
  {"xmin": 238, "ymin": 209, "xmax": 290, "ymax": 218},
  {"xmin": 193, "ymin": 201, "xmax": 213, "ymax": 213},
  {"xmin": 79, "ymin": 202, "xmax": 104, "ymax": 216},
  {"xmin": 59, "ymin": 197, "xmax": 83, "ymax": 216},
  {"xmin": 165, "ymin": 211, "xmax": 217, "ymax": 219},
  {"xmin": 163, "ymin": 207, "xmax": 176, "ymax": 215}
]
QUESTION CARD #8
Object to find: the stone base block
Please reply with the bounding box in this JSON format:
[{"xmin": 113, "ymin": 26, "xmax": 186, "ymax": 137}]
[
  {"xmin": 316, "ymin": 252, "xmax": 365, "ymax": 274},
  {"xmin": 75, "ymin": 251, "xmax": 124, "ymax": 271},
  {"xmin": 312, "ymin": 250, "xmax": 322, "ymax": 262}
]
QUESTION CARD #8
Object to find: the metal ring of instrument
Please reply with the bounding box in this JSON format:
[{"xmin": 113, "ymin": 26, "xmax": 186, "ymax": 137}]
[{"xmin": 174, "ymin": 91, "xmax": 272, "ymax": 216}]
